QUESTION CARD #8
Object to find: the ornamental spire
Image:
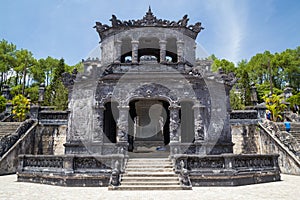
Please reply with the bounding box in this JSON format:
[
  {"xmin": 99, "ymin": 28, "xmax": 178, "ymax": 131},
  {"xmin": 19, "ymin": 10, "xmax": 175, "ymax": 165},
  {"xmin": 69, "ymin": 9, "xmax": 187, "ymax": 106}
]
[{"xmin": 148, "ymin": 6, "xmax": 152, "ymax": 14}]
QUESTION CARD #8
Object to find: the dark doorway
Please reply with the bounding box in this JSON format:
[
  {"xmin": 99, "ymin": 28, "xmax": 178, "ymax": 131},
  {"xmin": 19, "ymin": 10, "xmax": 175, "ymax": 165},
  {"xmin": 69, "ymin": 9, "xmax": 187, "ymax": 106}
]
[
  {"xmin": 128, "ymin": 99, "xmax": 170, "ymax": 152},
  {"xmin": 180, "ymin": 101, "xmax": 195, "ymax": 143},
  {"xmin": 103, "ymin": 102, "xmax": 119, "ymax": 143}
]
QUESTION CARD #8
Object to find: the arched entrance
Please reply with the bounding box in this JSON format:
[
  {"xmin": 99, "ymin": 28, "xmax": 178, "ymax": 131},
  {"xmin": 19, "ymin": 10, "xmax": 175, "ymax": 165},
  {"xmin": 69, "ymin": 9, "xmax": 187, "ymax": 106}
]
[{"xmin": 128, "ymin": 99, "xmax": 170, "ymax": 156}]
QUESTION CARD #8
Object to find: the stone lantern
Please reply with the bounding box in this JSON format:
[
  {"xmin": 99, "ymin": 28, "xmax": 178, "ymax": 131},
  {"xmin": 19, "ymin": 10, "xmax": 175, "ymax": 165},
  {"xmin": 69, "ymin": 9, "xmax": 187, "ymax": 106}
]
[
  {"xmin": 250, "ymin": 82, "xmax": 258, "ymax": 106},
  {"xmin": 38, "ymin": 83, "xmax": 45, "ymax": 105}
]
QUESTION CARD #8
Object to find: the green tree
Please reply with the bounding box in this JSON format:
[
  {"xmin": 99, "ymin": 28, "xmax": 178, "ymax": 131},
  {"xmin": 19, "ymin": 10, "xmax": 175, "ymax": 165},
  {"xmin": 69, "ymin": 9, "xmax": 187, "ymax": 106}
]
[
  {"xmin": 44, "ymin": 58, "xmax": 69, "ymax": 110},
  {"xmin": 248, "ymin": 51, "xmax": 273, "ymax": 85},
  {"xmin": 235, "ymin": 60, "xmax": 252, "ymax": 105},
  {"xmin": 287, "ymin": 92, "xmax": 300, "ymax": 111},
  {"xmin": 14, "ymin": 49, "xmax": 37, "ymax": 95},
  {"xmin": 38, "ymin": 57, "xmax": 60, "ymax": 86},
  {"xmin": 229, "ymin": 89, "xmax": 245, "ymax": 110},
  {"xmin": 211, "ymin": 56, "xmax": 236, "ymax": 74},
  {"xmin": 0, "ymin": 39, "xmax": 16, "ymax": 90}
]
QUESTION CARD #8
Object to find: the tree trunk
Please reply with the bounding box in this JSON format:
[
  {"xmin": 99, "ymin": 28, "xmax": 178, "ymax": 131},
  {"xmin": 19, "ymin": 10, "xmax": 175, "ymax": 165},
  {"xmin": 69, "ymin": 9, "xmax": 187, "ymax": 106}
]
[{"xmin": 22, "ymin": 67, "xmax": 26, "ymax": 95}]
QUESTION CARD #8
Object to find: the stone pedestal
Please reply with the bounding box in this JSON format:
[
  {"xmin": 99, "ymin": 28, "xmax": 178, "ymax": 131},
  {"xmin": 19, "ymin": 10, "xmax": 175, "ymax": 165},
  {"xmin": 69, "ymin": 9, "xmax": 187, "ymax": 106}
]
[{"xmin": 29, "ymin": 105, "xmax": 40, "ymax": 120}]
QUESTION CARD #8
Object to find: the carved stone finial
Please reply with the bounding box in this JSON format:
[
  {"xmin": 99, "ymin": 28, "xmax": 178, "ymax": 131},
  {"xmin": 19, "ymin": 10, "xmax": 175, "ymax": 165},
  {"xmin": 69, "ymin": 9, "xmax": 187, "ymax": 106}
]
[{"xmin": 148, "ymin": 5, "xmax": 152, "ymax": 14}]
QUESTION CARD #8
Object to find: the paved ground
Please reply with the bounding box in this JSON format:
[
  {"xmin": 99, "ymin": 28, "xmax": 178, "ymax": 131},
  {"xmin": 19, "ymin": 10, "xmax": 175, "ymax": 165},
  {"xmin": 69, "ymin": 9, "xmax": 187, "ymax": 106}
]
[{"xmin": 1, "ymin": 174, "xmax": 300, "ymax": 200}]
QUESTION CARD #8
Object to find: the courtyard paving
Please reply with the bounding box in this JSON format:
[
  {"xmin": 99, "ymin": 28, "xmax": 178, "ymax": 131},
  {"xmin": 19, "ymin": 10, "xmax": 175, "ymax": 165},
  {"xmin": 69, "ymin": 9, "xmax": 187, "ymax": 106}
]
[{"xmin": 0, "ymin": 174, "xmax": 300, "ymax": 200}]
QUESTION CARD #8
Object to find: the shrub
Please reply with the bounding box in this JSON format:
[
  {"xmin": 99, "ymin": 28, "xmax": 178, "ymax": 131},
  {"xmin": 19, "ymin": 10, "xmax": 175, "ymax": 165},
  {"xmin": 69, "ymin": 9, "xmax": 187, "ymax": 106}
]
[
  {"xmin": 0, "ymin": 95, "xmax": 7, "ymax": 113},
  {"xmin": 12, "ymin": 94, "xmax": 30, "ymax": 122}
]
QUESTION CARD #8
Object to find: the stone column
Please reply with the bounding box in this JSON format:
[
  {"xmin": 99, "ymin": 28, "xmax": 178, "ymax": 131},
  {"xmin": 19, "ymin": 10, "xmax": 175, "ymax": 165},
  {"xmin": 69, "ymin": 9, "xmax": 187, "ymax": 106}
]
[
  {"xmin": 193, "ymin": 103, "xmax": 205, "ymax": 141},
  {"xmin": 92, "ymin": 105, "xmax": 104, "ymax": 142},
  {"xmin": 169, "ymin": 104, "xmax": 181, "ymax": 143},
  {"xmin": 176, "ymin": 40, "xmax": 184, "ymax": 63},
  {"xmin": 117, "ymin": 105, "xmax": 129, "ymax": 142},
  {"xmin": 159, "ymin": 40, "xmax": 167, "ymax": 63},
  {"xmin": 131, "ymin": 40, "xmax": 139, "ymax": 64},
  {"xmin": 114, "ymin": 40, "xmax": 122, "ymax": 63}
]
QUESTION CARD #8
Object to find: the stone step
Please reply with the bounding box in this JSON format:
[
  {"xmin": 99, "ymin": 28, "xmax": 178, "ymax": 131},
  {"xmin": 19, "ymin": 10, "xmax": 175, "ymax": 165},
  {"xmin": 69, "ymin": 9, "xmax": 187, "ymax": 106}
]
[
  {"xmin": 127, "ymin": 161, "xmax": 172, "ymax": 164},
  {"xmin": 127, "ymin": 159, "xmax": 171, "ymax": 163},
  {"xmin": 109, "ymin": 185, "xmax": 185, "ymax": 190},
  {"xmin": 121, "ymin": 176, "xmax": 179, "ymax": 182},
  {"xmin": 127, "ymin": 163, "xmax": 172, "ymax": 166},
  {"xmin": 124, "ymin": 172, "xmax": 177, "ymax": 177},
  {"xmin": 121, "ymin": 181, "xmax": 180, "ymax": 185},
  {"xmin": 126, "ymin": 168, "xmax": 173, "ymax": 172},
  {"xmin": 126, "ymin": 164, "xmax": 173, "ymax": 168}
]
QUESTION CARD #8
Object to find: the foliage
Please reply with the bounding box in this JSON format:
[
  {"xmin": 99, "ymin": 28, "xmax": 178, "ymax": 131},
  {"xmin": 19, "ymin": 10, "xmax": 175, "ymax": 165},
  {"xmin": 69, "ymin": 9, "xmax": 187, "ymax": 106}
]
[
  {"xmin": 12, "ymin": 94, "xmax": 30, "ymax": 122},
  {"xmin": 44, "ymin": 58, "xmax": 69, "ymax": 110},
  {"xmin": 0, "ymin": 39, "xmax": 16, "ymax": 89},
  {"xmin": 229, "ymin": 89, "xmax": 245, "ymax": 110},
  {"xmin": 256, "ymin": 82, "xmax": 283, "ymax": 103},
  {"xmin": 211, "ymin": 55, "xmax": 236, "ymax": 73},
  {"xmin": 14, "ymin": 49, "xmax": 38, "ymax": 95},
  {"xmin": 0, "ymin": 95, "xmax": 7, "ymax": 113},
  {"xmin": 25, "ymin": 84, "xmax": 39, "ymax": 103},
  {"xmin": 52, "ymin": 81, "xmax": 69, "ymax": 110},
  {"xmin": 235, "ymin": 60, "xmax": 252, "ymax": 106},
  {"xmin": 287, "ymin": 92, "xmax": 300, "ymax": 111},
  {"xmin": 263, "ymin": 94, "xmax": 287, "ymax": 122}
]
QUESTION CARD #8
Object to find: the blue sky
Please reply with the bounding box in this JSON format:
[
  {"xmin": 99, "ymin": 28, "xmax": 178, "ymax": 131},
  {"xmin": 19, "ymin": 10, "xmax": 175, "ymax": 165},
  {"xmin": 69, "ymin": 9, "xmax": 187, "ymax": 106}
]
[{"xmin": 0, "ymin": 0, "xmax": 299, "ymax": 65}]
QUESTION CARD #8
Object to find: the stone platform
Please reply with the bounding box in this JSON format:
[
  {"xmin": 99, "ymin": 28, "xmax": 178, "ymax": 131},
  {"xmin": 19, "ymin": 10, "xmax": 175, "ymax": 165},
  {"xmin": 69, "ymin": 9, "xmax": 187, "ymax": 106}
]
[{"xmin": 17, "ymin": 153, "xmax": 280, "ymax": 187}]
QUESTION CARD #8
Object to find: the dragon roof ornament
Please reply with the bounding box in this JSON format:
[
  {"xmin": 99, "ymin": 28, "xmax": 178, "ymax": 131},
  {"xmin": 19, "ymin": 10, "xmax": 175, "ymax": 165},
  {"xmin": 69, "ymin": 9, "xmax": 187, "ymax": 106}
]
[{"xmin": 94, "ymin": 6, "xmax": 204, "ymax": 42}]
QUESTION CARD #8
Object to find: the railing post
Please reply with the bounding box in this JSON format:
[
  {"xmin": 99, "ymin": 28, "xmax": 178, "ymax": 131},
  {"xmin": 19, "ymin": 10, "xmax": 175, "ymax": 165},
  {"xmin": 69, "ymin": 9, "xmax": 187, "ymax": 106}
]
[{"xmin": 63, "ymin": 155, "xmax": 74, "ymax": 174}]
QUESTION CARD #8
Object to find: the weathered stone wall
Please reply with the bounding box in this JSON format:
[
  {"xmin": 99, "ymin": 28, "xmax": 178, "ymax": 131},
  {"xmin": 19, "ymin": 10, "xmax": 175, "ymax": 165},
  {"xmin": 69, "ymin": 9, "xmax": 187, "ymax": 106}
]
[
  {"xmin": 230, "ymin": 110, "xmax": 260, "ymax": 154},
  {"xmin": 33, "ymin": 125, "xmax": 67, "ymax": 155},
  {"xmin": 231, "ymin": 124, "xmax": 260, "ymax": 154}
]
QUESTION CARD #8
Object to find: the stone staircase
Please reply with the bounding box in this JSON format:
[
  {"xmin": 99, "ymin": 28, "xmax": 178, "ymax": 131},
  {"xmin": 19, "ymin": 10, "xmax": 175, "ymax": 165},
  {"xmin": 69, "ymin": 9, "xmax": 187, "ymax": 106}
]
[
  {"xmin": 277, "ymin": 122, "xmax": 300, "ymax": 143},
  {"xmin": 110, "ymin": 158, "xmax": 190, "ymax": 190},
  {"xmin": 0, "ymin": 122, "xmax": 22, "ymax": 139}
]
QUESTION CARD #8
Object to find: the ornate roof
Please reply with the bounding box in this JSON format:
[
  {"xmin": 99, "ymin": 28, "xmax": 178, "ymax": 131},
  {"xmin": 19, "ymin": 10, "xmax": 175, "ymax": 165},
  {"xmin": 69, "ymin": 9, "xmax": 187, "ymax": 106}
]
[{"xmin": 94, "ymin": 7, "xmax": 204, "ymax": 42}]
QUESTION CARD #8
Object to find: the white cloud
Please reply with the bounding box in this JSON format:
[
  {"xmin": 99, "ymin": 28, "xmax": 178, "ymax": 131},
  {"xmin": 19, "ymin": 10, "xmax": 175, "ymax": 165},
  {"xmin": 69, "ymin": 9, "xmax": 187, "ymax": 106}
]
[{"xmin": 203, "ymin": 0, "xmax": 249, "ymax": 63}]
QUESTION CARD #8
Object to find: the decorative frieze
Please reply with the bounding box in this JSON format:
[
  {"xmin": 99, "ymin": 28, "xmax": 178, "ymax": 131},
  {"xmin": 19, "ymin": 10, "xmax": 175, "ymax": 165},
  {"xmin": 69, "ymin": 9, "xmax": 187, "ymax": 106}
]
[
  {"xmin": 169, "ymin": 104, "xmax": 180, "ymax": 142},
  {"xmin": 117, "ymin": 106, "xmax": 129, "ymax": 142},
  {"xmin": 193, "ymin": 104, "xmax": 205, "ymax": 141}
]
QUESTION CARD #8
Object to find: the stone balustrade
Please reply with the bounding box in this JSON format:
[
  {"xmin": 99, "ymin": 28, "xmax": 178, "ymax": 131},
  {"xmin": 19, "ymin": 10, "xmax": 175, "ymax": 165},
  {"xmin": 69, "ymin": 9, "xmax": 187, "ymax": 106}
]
[
  {"xmin": 38, "ymin": 111, "xmax": 69, "ymax": 125},
  {"xmin": 174, "ymin": 154, "xmax": 279, "ymax": 172},
  {"xmin": 19, "ymin": 154, "xmax": 126, "ymax": 173},
  {"xmin": 17, "ymin": 154, "xmax": 127, "ymax": 186},
  {"xmin": 173, "ymin": 154, "xmax": 280, "ymax": 186}
]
